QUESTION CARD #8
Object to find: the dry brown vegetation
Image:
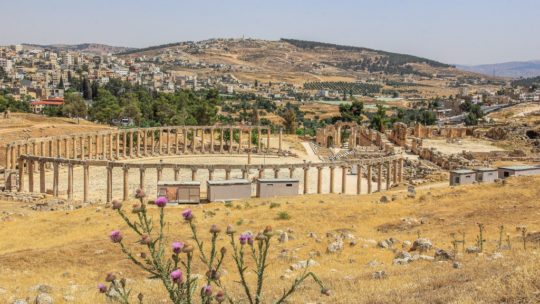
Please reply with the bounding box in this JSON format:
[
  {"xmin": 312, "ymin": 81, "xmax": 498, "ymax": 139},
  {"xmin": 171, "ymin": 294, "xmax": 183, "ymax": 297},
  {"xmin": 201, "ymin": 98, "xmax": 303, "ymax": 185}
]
[{"xmin": 1, "ymin": 175, "xmax": 540, "ymax": 303}]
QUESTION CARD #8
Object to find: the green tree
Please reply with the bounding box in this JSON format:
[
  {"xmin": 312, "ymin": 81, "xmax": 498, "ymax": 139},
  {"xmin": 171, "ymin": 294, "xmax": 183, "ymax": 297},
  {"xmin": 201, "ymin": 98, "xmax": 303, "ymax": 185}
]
[
  {"xmin": 62, "ymin": 92, "xmax": 88, "ymax": 120},
  {"xmin": 281, "ymin": 108, "xmax": 297, "ymax": 134}
]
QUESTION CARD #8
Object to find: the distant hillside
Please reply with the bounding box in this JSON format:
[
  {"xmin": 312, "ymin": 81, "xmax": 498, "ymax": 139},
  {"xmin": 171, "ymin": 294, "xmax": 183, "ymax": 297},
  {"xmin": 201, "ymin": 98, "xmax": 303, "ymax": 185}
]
[
  {"xmin": 22, "ymin": 43, "xmax": 134, "ymax": 55},
  {"xmin": 281, "ymin": 38, "xmax": 452, "ymax": 68},
  {"xmin": 458, "ymin": 61, "xmax": 540, "ymax": 78},
  {"xmin": 512, "ymin": 76, "xmax": 540, "ymax": 87}
]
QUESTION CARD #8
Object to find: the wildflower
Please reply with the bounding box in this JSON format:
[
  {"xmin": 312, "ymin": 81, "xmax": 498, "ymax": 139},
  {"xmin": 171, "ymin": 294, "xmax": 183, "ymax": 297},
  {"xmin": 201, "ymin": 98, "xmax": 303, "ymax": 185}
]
[
  {"xmin": 109, "ymin": 230, "xmax": 123, "ymax": 243},
  {"xmin": 226, "ymin": 224, "xmax": 235, "ymax": 235},
  {"xmin": 172, "ymin": 241, "xmax": 184, "ymax": 254},
  {"xmin": 105, "ymin": 273, "xmax": 116, "ymax": 282},
  {"xmin": 182, "ymin": 209, "xmax": 193, "ymax": 221},
  {"xmin": 98, "ymin": 283, "xmax": 107, "ymax": 293},
  {"xmin": 201, "ymin": 285, "xmax": 212, "ymax": 297},
  {"xmin": 239, "ymin": 232, "xmax": 253, "ymax": 246},
  {"xmin": 215, "ymin": 290, "xmax": 226, "ymax": 303},
  {"xmin": 210, "ymin": 224, "xmax": 221, "ymax": 234},
  {"xmin": 111, "ymin": 200, "xmax": 122, "ymax": 210},
  {"xmin": 263, "ymin": 225, "xmax": 273, "ymax": 236},
  {"xmin": 220, "ymin": 246, "xmax": 227, "ymax": 255},
  {"xmin": 140, "ymin": 234, "xmax": 152, "ymax": 245},
  {"xmin": 132, "ymin": 204, "xmax": 143, "ymax": 213},
  {"xmin": 155, "ymin": 196, "xmax": 168, "ymax": 208},
  {"xmin": 137, "ymin": 293, "xmax": 144, "ymax": 302},
  {"xmin": 135, "ymin": 189, "xmax": 146, "ymax": 199},
  {"xmin": 170, "ymin": 269, "xmax": 183, "ymax": 284}
]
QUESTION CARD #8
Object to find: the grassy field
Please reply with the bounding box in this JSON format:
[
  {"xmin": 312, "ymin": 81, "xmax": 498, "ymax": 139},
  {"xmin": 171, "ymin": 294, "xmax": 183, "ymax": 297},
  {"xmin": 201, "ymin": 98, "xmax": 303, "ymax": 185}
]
[{"xmin": 1, "ymin": 176, "xmax": 540, "ymax": 303}]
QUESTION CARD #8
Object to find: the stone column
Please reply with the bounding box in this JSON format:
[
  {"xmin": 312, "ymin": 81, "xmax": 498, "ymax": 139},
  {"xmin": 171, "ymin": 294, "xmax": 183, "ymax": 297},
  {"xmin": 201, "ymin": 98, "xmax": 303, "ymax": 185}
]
[
  {"xmin": 100, "ymin": 134, "xmax": 105, "ymax": 158},
  {"xmin": 210, "ymin": 128, "xmax": 215, "ymax": 153},
  {"xmin": 208, "ymin": 169, "xmax": 214, "ymax": 181},
  {"xmin": 174, "ymin": 167, "xmax": 180, "ymax": 181},
  {"xmin": 191, "ymin": 168, "xmax": 197, "ymax": 181},
  {"xmin": 341, "ymin": 166, "xmax": 348, "ymax": 194},
  {"xmin": 10, "ymin": 145, "xmax": 15, "ymax": 170},
  {"xmin": 377, "ymin": 163, "xmax": 382, "ymax": 192},
  {"xmin": 278, "ymin": 128, "xmax": 283, "ymax": 154},
  {"xmin": 5, "ymin": 144, "xmax": 10, "ymax": 170},
  {"xmin": 88, "ymin": 136, "xmax": 93, "ymax": 159},
  {"xmin": 40, "ymin": 141, "xmax": 45, "ymax": 158},
  {"xmin": 67, "ymin": 163, "xmax": 74, "ymax": 200},
  {"xmin": 139, "ymin": 168, "xmax": 146, "ymax": 191},
  {"xmin": 83, "ymin": 164, "xmax": 89, "ymax": 203},
  {"xmin": 115, "ymin": 132, "xmax": 120, "ymax": 159},
  {"xmin": 329, "ymin": 166, "xmax": 335, "ymax": 193},
  {"xmin": 106, "ymin": 165, "xmax": 113, "ymax": 202},
  {"xmin": 150, "ymin": 131, "xmax": 155, "ymax": 156},
  {"xmin": 80, "ymin": 137, "xmax": 85, "ymax": 160},
  {"xmin": 274, "ymin": 168, "xmax": 279, "ymax": 178},
  {"xmin": 53, "ymin": 161, "xmax": 59, "ymax": 197},
  {"xmin": 289, "ymin": 167, "xmax": 295, "ymax": 178},
  {"xmin": 266, "ymin": 129, "xmax": 270, "ymax": 152},
  {"xmin": 158, "ymin": 129, "xmax": 163, "ymax": 155},
  {"xmin": 18, "ymin": 158, "xmax": 24, "ymax": 192},
  {"xmin": 192, "ymin": 129, "xmax": 196, "ymax": 153},
  {"xmin": 393, "ymin": 160, "xmax": 398, "ymax": 185},
  {"xmin": 123, "ymin": 131, "xmax": 128, "ymax": 158},
  {"xmin": 175, "ymin": 129, "xmax": 180, "ymax": 154},
  {"xmin": 129, "ymin": 131, "xmax": 134, "ymax": 158},
  {"xmin": 28, "ymin": 160, "xmax": 34, "ymax": 192},
  {"xmin": 317, "ymin": 167, "xmax": 323, "ymax": 194},
  {"xmin": 220, "ymin": 128, "xmax": 224, "ymax": 153},
  {"xmin": 39, "ymin": 161, "xmax": 46, "ymax": 193},
  {"xmin": 167, "ymin": 129, "xmax": 171, "ymax": 154},
  {"xmin": 238, "ymin": 129, "xmax": 242, "ymax": 154},
  {"xmin": 143, "ymin": 130, "xmax": 148, "ymax": 157},
  {"xmin": 56, "ymin": 139, "xmax": 61, "ymax": 157},
  {"xmin": 398, "ymin": 158, "xmax": 404, "ymax": 183},
  {"xmin": 123, "ymin": 166, "xmax": 129, "ymax": 201},
  {"xmin": 183, "ymin": 128, "xmax": 188, "ymax": 154},
  {"xmin": 386, "ymin": 161, "xmax": 391, "ymax": 190},
  {"xmin": 258, "ymin": 168, "xmax": 264, "ymax": 178},
  {"xmin": 225, "ymin": 168, "xmax": 231, "ymax": 180},
  {"xmin": 229, "ymin": 128, "xmax": 233, "ymax": 153},
  {"xmin": 242, "ymin": 169, "xmax": 247, "ymax": 179},
  {"xmin": 367, "ymin": 165, "xmax": 373, "ymax": 194},
  {"xmin": 303, "ymin": 167, "xmax": 309, "ymax": 194},
  {"xmin": 71, "ymin": 137, "xmax": 76, "ymax": 159},
  {"xmin": 356, "ymin": 165, "xmax": 362, "ymax": 195},
  {"xmin": 257, "ymin": 128, "xmax": 262, "ymax": 152},
  {"xmin": 157, "ymin": 166, "xmax": 163, "ymax": 183},
  {"xmin": 201, "ymin": 128, "xmax": 205, "ymax": 153},
  {"xmin": 109, "ymin": 133, "xmax": 114, "ymax": 159}
]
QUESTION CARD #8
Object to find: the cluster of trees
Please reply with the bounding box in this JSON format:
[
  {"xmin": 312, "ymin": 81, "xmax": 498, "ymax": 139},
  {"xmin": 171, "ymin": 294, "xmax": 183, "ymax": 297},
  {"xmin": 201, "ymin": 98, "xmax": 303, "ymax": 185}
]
[
  {"xmin": 303, "ymin": 81, "xmax": 381, "ymax": 96},
  {"xmin": 512, "ymin": 76, "xmax": 540, "ymax": 89},
  {"xmin": 461, "ymin": 100, "xmax": 484, "ymax": 126},
  {"xmin": 0, "ymin": 94, "xmax": 30, "ymax": 113}
]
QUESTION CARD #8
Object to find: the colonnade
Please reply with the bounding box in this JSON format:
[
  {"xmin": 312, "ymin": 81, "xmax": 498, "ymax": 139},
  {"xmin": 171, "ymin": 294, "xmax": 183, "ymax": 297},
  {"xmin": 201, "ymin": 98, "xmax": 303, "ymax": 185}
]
[
  {"xmin": 5, "ymin": 126, "xmax": 281, "ymax": 170},
  {"xmin": 16, "ymin": 155, "xmax": 404, "ymax": 203}
]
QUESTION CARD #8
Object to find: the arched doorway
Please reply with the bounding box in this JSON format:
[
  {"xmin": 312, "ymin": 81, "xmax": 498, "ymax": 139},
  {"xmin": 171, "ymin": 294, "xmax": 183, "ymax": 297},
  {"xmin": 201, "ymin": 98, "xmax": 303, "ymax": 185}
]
[{"xmin": 327, "ymin": 136, "xmax": 334, "ymax": 148}]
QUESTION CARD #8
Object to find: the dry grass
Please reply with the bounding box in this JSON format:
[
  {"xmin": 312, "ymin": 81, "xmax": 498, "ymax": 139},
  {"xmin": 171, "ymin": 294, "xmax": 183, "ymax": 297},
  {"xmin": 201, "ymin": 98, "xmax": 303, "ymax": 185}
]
[{"xmin": 1, "ymin": 176, "xmax": 540, "ymax": 303}]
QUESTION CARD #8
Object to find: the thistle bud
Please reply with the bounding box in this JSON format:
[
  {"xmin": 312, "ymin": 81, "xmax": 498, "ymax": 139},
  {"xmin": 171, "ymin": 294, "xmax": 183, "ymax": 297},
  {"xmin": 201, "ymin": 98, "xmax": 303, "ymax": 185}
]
[
  {"xmin": 321, "ymin": 288, "xmax": 331, "ymax": 296},
  {"xmin": 220, "ymin": 247, "xmax": 227, "ymax": 256},
  {"xmin": 135, "ymin": 189, "xmax": 146, "ymax": 199},
  {"xmin": 111, "ymin": 200, "xmax": 122, "ymax": 210},
  {"xmin": 226, "ymin": 224, "xmax": 235, "ymax": 235},
  {"xmin": 140, "ymin": 234, "xmax": 152, "ymax": 245},
  {"xmin": 255, "ymin": 232, "xmax": 267, "ymax": 241},
  {"xmin": 182, "ymin": 244, "xmax": 194, "ymax": 253},
  {"xmin": 137, "ymin": 293, "xmax": 144, "ymax": 302},
  {"xmin": 215, "ymin": 290, "xmax": 226, "ymax": 303},
  {"xmin": 210, "ymin": 224, "xmax": 221, "ymax": 234},
  {"xmin": 140, "ymin": 252, "xmax": 147, "ymax": 259},
  {"xmin": 105, "ymin": 273, "xmax": 116, "ymax": 282}
]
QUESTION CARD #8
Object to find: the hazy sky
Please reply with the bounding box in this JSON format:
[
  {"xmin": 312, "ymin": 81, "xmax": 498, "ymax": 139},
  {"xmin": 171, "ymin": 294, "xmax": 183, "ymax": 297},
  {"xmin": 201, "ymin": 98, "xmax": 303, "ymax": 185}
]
[{"xmin": 1, "ymin": 0, "xmax": 539, "ymax": 65}]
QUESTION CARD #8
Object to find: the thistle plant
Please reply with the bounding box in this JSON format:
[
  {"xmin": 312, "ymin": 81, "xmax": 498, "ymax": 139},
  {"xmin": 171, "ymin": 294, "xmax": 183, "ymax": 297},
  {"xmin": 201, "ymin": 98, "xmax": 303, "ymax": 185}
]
[
  {"xmin": 476, "ymin": 223, "xmax": 485, "ymax": 253},
  {"xmin": 98, "ymin": 190, "xmax": 328, "ymax": 303},
  {"xmin": 519, "ymin": 226, "xmax": 528, "ymax": 250},
  {"xmin": 498, "ymin": 225, "xmax": 504, "ymax": 249}
]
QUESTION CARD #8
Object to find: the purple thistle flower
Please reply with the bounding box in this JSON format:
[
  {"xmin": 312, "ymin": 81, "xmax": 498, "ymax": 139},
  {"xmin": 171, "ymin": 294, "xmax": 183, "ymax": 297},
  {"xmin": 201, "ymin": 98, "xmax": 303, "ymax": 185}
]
[
  {"xmin": 98, "ymin": 283, "xmax": 107, "ymax": 293},
  {"xmin": 172, "ymin": 241, "xmax": 185, "ymax": 254},
  {"xmin": 109, "ymin": 230, "xmax": 123, "ymax": 243},
  {"xmin": 170, "ymin": 269, "xmax": 183, "ymax": 284},
  {"xmin": 201, "ymin": 284, "xmax": 213, "ymax": 297},
  {"xmin": 155, "ymin": 196, "xmax": 168, "ymax": 208},
  {"xmin": 135, "ymin": 189, "xmax": 146, "ymax": 199},
  {"xmin": 182, "ymin": 209, "xmax": 193, "ymax": 221},
  {"xmin": 239, "ymin": 232, "xmax": 253, "ymax": 246}
]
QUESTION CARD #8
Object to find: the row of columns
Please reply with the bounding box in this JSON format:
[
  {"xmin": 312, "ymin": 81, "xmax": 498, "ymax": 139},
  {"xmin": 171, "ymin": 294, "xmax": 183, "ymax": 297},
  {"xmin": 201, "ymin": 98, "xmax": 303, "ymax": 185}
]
[
  {"xmin": 16, "ymin": 157, "xmax": 404, "ymax": 203},
  {"xmin": 4, "ymin": 127, "xmax": 282, "ymax": 170}
]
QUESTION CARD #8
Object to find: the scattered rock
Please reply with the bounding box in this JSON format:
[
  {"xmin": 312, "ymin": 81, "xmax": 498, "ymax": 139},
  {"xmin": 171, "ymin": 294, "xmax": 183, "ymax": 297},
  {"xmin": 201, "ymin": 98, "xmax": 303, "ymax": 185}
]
[
  {"xmin": 393, "ymin": 251, "xmax": 412, "ymax": 265},
  {"xmin": 371, "ymin": 270, "xmax": 387, "ymax": 279},
  {"xmin": 367, "ymin": 260, "xmax": 381, "ymax": 267},
  {"xmin": 411, "ymin": 254, "xmax": 434, "ymax": 262},
  {"xmin": 289, "ymin": 260, "xmax": 318, "ymax": 271},
  {"xmin": 491, "ymin": 252, "xmax": 504, "ymax": 260},
  {"xmin": 379, "ymin": 196, "xmax": 390, "ymax": 203},
  {"xmin": 12, "ymin": 300, "xmax": 28, "ymax": 304},
  {"xmin": 434, "ymin": 249, "xmax": 453, "ymax": 261},
  {"xmin": 453, "ymin": 261, "xmax": 462, "ymax": 269},
  {"xmin": 63, "ymin": 295, "xmax": 75, "ymax": 302},
  {"xmin": 410, "ymin": 238, "xmax": 433, "ymax": 252},
  {"xmin": 327, "ymin": 238, "xmax": 344, "ymax": 253},
  {"xmin": 402, "ymin": 240, "xmax": 411, "ymax": 249},
  {"xmin": 279, "ymin": 232, "xmax": 288, "ymax": 243},
  {"xmin": 30, "ymin": 284, "xmax": 53, "ymax": 294},
  {"xmin": 378, "ymin": 238, "xmax": 397, "ymax": 249},
  {"xmin": 35, "ymin": 293, "xmax": 54, "ymax": 304},
  {"xmin": 465, "ymin": 246, "xmax": 480, "ymax": 254}
]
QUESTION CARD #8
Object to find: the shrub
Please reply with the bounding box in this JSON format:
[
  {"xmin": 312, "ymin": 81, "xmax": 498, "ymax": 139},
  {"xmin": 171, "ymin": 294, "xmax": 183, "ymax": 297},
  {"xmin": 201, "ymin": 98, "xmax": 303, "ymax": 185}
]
[
  {"xmin": 276, "ymin": 211, "xmax": 291, "ymax": 220},
  {"xmin": 269, "ymin": 202, "xmax": 281, "ymax": 209},
  {"xmin": 99, "ymin": 191, "xmax": 327, "ymax": 303}
]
